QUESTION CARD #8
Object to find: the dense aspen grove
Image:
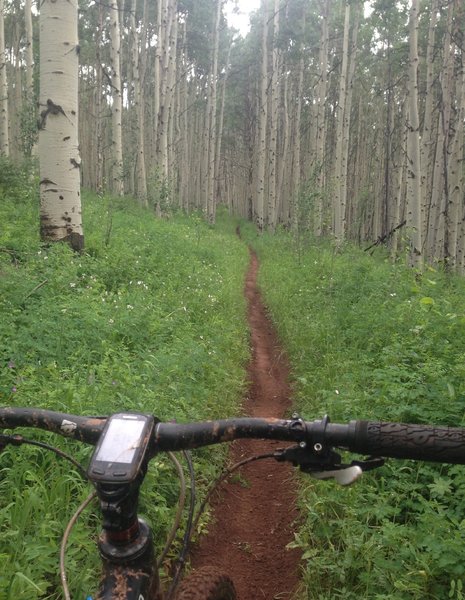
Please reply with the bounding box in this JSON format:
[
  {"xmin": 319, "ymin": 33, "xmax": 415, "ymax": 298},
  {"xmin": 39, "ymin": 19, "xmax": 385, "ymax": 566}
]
[{"xmin": 0, "ymin": 0, "xmax": 464, "ymax": 270}]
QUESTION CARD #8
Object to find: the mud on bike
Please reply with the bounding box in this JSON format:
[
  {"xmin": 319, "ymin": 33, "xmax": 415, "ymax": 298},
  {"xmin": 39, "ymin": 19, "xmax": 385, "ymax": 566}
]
[{"xmin": 1, "ymin": 407, "xmax": 465, "ymax": 599}]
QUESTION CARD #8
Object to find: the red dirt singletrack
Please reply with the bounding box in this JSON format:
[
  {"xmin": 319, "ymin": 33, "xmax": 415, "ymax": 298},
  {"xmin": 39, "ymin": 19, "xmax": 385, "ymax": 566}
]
[{"xmin": 188, "ymin": 248, "xmax": 302, "ymax": 599}]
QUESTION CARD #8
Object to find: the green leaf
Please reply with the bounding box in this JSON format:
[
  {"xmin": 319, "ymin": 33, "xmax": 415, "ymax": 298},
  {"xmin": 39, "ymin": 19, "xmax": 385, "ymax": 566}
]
[{"xmin": 420, "ymin": 297, "xmax": 435, "ymax": 306}]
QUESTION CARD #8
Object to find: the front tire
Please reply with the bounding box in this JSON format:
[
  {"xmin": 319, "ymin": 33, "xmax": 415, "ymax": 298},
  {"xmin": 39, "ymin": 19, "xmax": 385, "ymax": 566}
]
[{"xmin": 175, "ymin": 566, "xmax": 236, "ymax": 600}]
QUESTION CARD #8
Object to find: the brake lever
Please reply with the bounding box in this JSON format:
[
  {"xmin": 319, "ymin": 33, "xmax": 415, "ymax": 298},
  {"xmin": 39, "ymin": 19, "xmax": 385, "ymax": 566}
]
[
  {"xmin": 274, "ymin": 444, "xmax": 385, "ymax": 486},
  {"xmin": 311, "ymin": 465, "xmax": 363, "ymax": 486}
]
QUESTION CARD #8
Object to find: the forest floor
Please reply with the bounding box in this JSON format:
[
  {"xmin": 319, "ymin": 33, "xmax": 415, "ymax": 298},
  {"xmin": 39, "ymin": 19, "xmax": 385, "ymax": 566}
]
[{"xmin": 188, "ymin": 248, "xmax": 302, "ymax": 599}]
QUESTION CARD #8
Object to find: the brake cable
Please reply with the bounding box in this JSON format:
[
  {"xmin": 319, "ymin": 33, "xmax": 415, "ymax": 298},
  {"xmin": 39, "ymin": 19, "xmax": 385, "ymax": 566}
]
[
  {"xmin": 165, "ymin": 450, "xmax": 196, "ymax": 600},
  {"xmin": 0, "ymin": 434, "xmax": 87, "ymax": 477},
  {"xmin": 157, "ymin": 451, "xmax": 187, "ymax": 568},
  {"xmin": 60, "ymin": 490, "xmax": 98, "ymax": 600}
]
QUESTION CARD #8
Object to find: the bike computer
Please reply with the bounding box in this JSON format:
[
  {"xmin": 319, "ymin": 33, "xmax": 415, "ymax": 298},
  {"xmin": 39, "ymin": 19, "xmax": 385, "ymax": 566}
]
[{"xmin": 87, "ymin": 413, "xmax": 155, "ymax": 484}]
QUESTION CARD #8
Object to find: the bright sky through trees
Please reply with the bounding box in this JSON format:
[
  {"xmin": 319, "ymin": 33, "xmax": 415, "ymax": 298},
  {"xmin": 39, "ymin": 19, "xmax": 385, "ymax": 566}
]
[{"xmin": 224, "ymin": 0, "xmax": 260, "ymax": 36}]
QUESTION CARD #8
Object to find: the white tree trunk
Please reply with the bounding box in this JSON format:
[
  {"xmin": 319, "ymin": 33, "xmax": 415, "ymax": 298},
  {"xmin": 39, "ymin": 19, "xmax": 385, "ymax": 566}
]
[
  {"xmin": 333, "ymin": 1, "xmax": 350, "ymax": 245},
  {"xmin": 206, "ymin": 0, "xmax": 222, "ymax": 223},
  {"xmin": 448, "ymin": 15, "xmax": 465, "ymax": 270},
  {"xmin": 109, "ymin": 0, "xmax": 124, "ymax": 196},
  {"xmin": 406, "ymin": 0, "xmax": 422, "ymax": 269},
  {"xmin": 25, "ymin": 0, "xmax": 34, "ymax": 93},
  {"xmin": 130, "ymin": 0, "xmax": 147, "ymax": 205},
  {"xmin": 256, "ymin": 0, "xmax": 268, "ymax": 231},
  {"xmin": 39, "ymin": 0, "xmax": 83, "ymax": 250},
  {"xmin": 0, "ymin": 0, "xmax": 9, "ymax": 156},
  {"xmin": 267, "ymin": 0, "xmax": 280, "ymax": 231},
  {"xmin": 314, "ymin": 0, "xmax": 329, "ymax": 235},
  {"xmin": 420, "ymin": 0, "xmax": 438, "ymax": 237}
]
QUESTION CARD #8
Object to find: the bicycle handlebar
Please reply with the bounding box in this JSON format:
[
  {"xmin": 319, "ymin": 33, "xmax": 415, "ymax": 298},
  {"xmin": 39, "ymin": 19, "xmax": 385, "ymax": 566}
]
[{"xmin": 1, "ymin": 408, "xmax": 465, "ymax": 466}]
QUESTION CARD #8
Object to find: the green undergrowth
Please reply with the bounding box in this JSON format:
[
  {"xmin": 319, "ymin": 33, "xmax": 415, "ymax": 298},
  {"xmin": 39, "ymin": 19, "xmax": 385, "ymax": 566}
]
[
  {"xmin": 242, "ymin": 224, "xmax": 465, "ymax": 600},
  {"xmin": 0, "ymin": 187, "xmax": 249, "ymax": 599}
]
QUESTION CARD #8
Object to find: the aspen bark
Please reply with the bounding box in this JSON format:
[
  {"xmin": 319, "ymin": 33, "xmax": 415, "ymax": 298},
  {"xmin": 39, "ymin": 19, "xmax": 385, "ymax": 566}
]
[
  {"xmin": 95, "ymin": 0, "xmax": 104, "ymax": 193},
  {"xmin": 420, "ymin": 0, "xmax": 438, "ymax": 236},
  {"xmin": 267, "ymin": 0, "xmax": 280, "ymax": 231},
  {"xmin": 130, "ymin": 0, "xmax": 147, "ymax": 205},
  {"xmin": 24, "ymin": 0, "xmax": 33, "ymax": 94},
  {"xmin": 215, "ymin": 38, "xmax": 232, "ymax": 207},
  {"xmin": 109, "ymin": 0, "xmax": 124, "ymax": 196},
  {"xmin": 256, "ymin": 0, "xmax": 268, "ymax": 231},
  {"xmin": 206, "ymin": 0, "xmax": 221, "ymax": 223},
  {"xmin": 291, "ymin": 54, "xmax": 303, "ymax": 231},
  {"xmin": 157, "ymin": 0, "xmax": 172, "ymax": 181},
  {"xmin": 314, "ymin": 0, "xmax": 329, "ymax": 235},
  {"xmin": 406, "ymin": 0, "xmax": 422, "ymax": 269},
  {"xmin": 391, "ymin": 99, "xmax": 408, "ymax": 261},
  {"xmin": 154, "ymin": 0, "xmax": 163, "ymax": 150},
  {"xmin": 0, "ymin": 0, "xmax": 9, "ymax": 156},
  {"xmin": 428, "ymin": 1, "xmax": 454, "ymax": 262},
  {"xmin": 166, "ymin": 2, "xmax": 178, "ymax": 188},
  {"xmin": 24, "ymin": 0, "xmax": 35, "ymax": 157},
  {"xmin": 340, "ymin": 3, "xmax": 359, "ymax": 240},
  {"xmin": 39, "ymin": 0, "xmax": 83, "ymax": 251},
  {"xmin": 278, "ymin": 70, "xmax": 290, "ymax": 222},
  {"xmin": 333, "ymin": 1, "xmax": 350, "ymax": 245},
  {"xmin": 448, "ymin": 3, "xmax": 465, "ymax": 271},
  {"xmin": 179, "ymin": 21, "xmax": 189, "ymax": 212}
]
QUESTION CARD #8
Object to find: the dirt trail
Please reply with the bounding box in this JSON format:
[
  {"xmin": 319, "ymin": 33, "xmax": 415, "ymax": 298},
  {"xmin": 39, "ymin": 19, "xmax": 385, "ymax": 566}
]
[{"xmin": 189, "ymin": 249, "xmax": 301, "ymax": 599}]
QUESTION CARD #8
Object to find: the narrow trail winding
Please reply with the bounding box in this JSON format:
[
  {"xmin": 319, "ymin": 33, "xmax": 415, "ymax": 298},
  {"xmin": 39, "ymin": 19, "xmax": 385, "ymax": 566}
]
[{"xmin": 189, "ymin": 248, "xmax": 301, "ymax": 599}]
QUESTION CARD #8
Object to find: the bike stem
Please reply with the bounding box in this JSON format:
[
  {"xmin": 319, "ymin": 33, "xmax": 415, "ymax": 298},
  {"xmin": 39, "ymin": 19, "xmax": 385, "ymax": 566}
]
[{"xmin": 95, "ymin": 469, "xmax": 152, "ymax": 563}]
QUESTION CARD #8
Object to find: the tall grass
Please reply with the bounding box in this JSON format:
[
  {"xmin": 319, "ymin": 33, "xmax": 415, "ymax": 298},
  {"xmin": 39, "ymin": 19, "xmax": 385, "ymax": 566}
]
[
  {"xmin": 0, "ymin": 188, "xmax": 250, "ymax": 599},
  {"xmin": 242, "ymin": 225, "xmax": 465, "ymax": 600}
]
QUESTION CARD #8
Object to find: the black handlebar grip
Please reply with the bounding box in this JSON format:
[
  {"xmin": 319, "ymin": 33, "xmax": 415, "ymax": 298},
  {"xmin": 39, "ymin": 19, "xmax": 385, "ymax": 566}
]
[{"xmin": 351, "ymin": 421, "xmax": 465, "ymax": 465}]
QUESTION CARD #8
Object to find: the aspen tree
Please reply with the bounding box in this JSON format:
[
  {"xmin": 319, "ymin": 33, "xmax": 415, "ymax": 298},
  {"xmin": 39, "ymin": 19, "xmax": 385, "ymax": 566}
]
[
  {"xmin": 391, "ymin": 99, "xmax": 408, "ymax": 261},
  {"xmin": 420, "ymin": 0, "xmax": 438, "ymax": 236},
  {"xmin": 95, "ymin": 0, "xmax": 104, "ymax": 193},
  {"xmin": 278, "ymin": 70, "xmax": 290, "ymax": 222},
  {"xmin": 24, "ymin": 0, "xmax": 33, "ymax": 94},
  {"xmin": 428, "ymin": 1, "xmax": 454, "ymax": 262},
  {"xmin": 0, "ymin": 0, "xmax": 9, "ymax": 156},
  {"xmin": 206, "ymin": 0, "xmax": 221, "ymax": 224},
  {"xmin": 333, "ymin": 1, "xmax": 351, "ymax": 245},
  {"xmin": 130, "ymin": 0, "xmax": 147, "ymax": 205},
  {"xmin": 447, "ymin": 2, "xmax": 465, "ymax": 271},
  {"xmin": 215, "ymin": 38, "xmax": 232, "ymax": 208},
  {"xmin": 39, "ymin": 0, "xmax": 83, "ymax": 250},
  {"xmin": 314, "ymin": 0, "xmax": 329, "ymax": 236},
  {"xmin": 109, "ymin": 0, "xmax": 124, "ymax": 196},
  {"xmin": 267, "ymin": 0, "xmax": 280, "ymax": 231},
  {"xmin": 291, "ymin": 39, "xmax": 304, "ymax": 229},
  {"xmin": 24, "ymin": 0, "xmax": 35, "ymax": 156},
  {"xmin": 154, "ymin": 0, "xmax": 163, "ymax": 148},
  {"xmin": 179, "ymin": 20, "xmax": 189, "ymax": 212},
  {"xmin": 166, "ymin": 0, "xmax": 178, "ymax": 187},
  {"xmin": 256, "ymin": 0, "xmax": 268, "ymax": 231},
  {"xmin": 157, "ymin": 0, "xmax": 176, "ymax": 185},
  {"xmin": 406, "ymin": 0, "xmax": 422, "ymax": 269},
  {"xmin": 340, "ymin": 2, "xmax": 359, "ymax": 240}
]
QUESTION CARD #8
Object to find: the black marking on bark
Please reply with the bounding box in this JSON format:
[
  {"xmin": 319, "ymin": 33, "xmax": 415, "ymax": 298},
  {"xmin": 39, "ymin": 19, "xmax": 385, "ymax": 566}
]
[{"xmin": 38, "ymin": 99, "xmax": 69, "ymax": 129}]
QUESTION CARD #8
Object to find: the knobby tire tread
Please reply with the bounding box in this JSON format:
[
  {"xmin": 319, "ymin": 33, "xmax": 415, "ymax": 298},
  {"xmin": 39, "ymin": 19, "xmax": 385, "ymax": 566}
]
[{"xmin": 174, "ymin": 566, "xmax": 236, "ymax": 600}]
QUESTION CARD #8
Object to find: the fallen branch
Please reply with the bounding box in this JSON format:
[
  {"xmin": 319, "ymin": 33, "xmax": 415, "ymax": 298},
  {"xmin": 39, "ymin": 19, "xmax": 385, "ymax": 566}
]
[
  {"xmin": 23, "ymin": 279, "xmax": 48, "ymax": 302},
  {"xmin": 364, "ymin": 220, "xmax": 406, "ymax": 253}
]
